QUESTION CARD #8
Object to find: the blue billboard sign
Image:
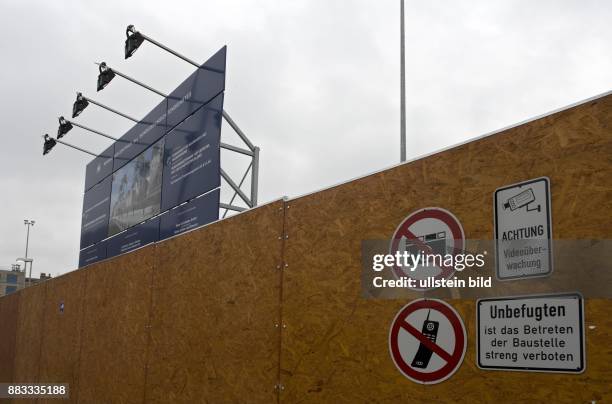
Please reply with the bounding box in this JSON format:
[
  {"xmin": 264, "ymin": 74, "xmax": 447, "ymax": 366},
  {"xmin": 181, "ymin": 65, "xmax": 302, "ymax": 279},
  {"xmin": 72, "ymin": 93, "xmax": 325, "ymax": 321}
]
[
  {"xmin": 79, "ymin": 46, "xmax": 226, "ymax": 268},
  {"xmin": 80, "ymin": 175, "xmax": 112, "ymax": 249},
  {"xmin": 106, "ymin": 216, "xmax": 160, "ymax": 258},
  {"xmin": 159, "ymin": 188, "xmax": 220, "ymax": 240},
  {"xmin": 84, "ymin": 143, "xmax": 114, "ymax": 191},
  {"xmin": 161, "ymin": 93, "xmax": 222, "ymax": 212},
  {"xmin": 113, "ymin": 99, "xmax": 168, "ymax": 171},
  {"xmin": 166, "ymin": 46, "xmax": 226, "ymax": 129},
  {"xmin": 79, "ymin": 241, "xmax": 107, "ymax": 267}
]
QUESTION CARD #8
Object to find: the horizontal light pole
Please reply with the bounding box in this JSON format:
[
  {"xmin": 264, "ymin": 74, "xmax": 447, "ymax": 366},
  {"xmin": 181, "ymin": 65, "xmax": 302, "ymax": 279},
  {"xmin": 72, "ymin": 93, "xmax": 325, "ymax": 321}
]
[
  {"xmin": 125, "ymin": 25, "xmax": 223, "ymax": 74},
  {"xmin": 76, "ymin": 93, "xmax": 139, "ymax": 123},
  {"xmin": 65, "ymin": 119, "xmax": 118, "ymax": 141},
  {"xmin": 43, "ymin": 134, "xmax": 97, "ymax": 157},
  {"xmin": 55, "ymin": 138, "xmax": 97, "ymax": 156},
  {"xmin": 97, "ymin": 62, "xmax": 168, "ymax": 98}
]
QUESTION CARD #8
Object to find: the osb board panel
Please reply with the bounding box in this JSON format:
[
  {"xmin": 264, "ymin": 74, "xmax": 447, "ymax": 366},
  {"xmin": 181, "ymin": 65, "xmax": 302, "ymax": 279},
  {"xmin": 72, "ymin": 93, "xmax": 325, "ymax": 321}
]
[
  {"xmin": 280, "ymin": 95, "xmax": 612, "ymax": 402},
  {"xmin": 14, "ymin": 282, "xmax": 47, "ymax": 384},
  {"xmin": 0, "ymin": 293, "xmax": 20, "ymax": 384},
  {"xmin": 38, "ymin": 269, "xmax": 87, "ymax": 404},
  {"xmin": 145, "ymin": 201, "xmax": 284, "ymax": 404},
  {"xmin": 77, "ymin": 246, "xmax": 155, "ymax": 404}
]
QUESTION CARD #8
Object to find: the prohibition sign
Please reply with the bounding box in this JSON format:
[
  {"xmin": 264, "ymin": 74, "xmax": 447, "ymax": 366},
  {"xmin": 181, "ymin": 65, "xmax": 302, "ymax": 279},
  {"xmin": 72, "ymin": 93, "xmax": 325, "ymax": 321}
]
[
  {"xmin": 389, "ymin": 299, "xmax": 467, "ymax": 384},
  {"xmin": 390, "ymin": 207, "xmax": 465, "ymax": 288}
]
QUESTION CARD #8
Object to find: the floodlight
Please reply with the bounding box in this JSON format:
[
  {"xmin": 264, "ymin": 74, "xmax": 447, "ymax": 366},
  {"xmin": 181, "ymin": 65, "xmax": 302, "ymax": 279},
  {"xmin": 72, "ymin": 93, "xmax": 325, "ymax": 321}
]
[
  {"xmin": 43, "ymin": 134, "xmax": 57, "ymax": 155},
  {"xmin": 122, "ymin": 24, "xmax": 203, "ymax": 69},
  {"xmin": 125, "ymin": 25, "xmax": 145, "ymax": 59},
  {"xmin": 97, "ymin": 62, "xmax": 116, "ymax": 91},
  {"xmin": 72, "ymin": 93, "xmax": 89, "ymax": 118},
  {"xmin": 57, "ymin": 116, "xmax": 73, "ymax": 139}
]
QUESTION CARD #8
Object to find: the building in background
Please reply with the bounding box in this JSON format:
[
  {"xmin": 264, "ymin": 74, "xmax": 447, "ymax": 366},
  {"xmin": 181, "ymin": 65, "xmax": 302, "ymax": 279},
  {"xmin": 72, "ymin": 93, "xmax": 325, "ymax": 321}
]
[
  {"xmin": 0, "ymin": 266, "xmax": 53, "ymax": 296},
  {"xmin": 0, "ymin": 266, "xmax": 26, "ymax": 296},
  {"xmin": 26, "ymin": 272, "xmax": 52, "ymax": 286}
]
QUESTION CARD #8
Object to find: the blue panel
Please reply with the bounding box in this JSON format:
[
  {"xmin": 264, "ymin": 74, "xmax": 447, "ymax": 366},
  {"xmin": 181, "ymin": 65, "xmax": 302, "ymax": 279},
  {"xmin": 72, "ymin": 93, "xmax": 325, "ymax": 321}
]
[
  {"xmin": 159, "ymin": 189, "xmax": 220, "ymax": 241},
  {"xmin": 109, "ymin": 139, "xmax": 165, "ymax": 237},
  {"xmin": 113, "ymin": 99, "xmax": 168, "ymax": 171},
  {"xmin": 166, "ymin": 46, "xmax": 226, "ymax": 129},
  {"xmin": 161, "ymin": 93, "xmax": 222, "ymax": 212},
  {"xmin": 106, "ymin": 216, "xmax": 160, "ymax": 258},
  {"xmin": 79, "ymin": 241, "xmax": 107, "ymax": 268},
  {"xmin": 84, "ymin": 143, "xmax": 114, "ymax": 191},
  {"xmin": 80, "ymin": 176, "xmax": 112, "ymax": 249}
]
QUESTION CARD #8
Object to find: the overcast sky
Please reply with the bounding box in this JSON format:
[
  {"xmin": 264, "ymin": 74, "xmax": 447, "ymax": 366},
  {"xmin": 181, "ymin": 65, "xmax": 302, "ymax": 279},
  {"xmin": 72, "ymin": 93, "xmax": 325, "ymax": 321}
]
[{"xmin": 1, "ymin": 0, "xmax": 611, "ymax": 277}]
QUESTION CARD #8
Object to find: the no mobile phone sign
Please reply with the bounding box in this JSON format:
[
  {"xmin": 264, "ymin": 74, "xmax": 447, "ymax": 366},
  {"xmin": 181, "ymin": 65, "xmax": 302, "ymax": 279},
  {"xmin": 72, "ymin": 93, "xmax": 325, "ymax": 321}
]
[{"xmin": 389, "ymin": 299, "xmax": 467, "ymax": 384}]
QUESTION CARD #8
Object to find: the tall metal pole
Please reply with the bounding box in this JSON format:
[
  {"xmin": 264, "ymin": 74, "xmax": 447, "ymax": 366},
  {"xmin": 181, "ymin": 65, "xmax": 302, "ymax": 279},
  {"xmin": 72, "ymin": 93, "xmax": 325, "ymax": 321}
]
[
  {"xmin": 24, "ymin": 222, "xmax": 31, "ymax": 258},
  {"xmin": 400, "ymin": 0, "xmax": 406, "ymax": 162},
  {"xmin": 24, "ymin": 220, "xmax": 34, "ymax": 285}
]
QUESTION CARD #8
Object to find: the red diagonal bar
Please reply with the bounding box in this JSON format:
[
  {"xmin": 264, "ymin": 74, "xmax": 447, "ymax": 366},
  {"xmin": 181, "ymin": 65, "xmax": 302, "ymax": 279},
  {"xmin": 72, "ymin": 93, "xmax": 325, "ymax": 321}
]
[{"xmin": 400, "ymin": 319, "xmax": 453, "ymax": 363}]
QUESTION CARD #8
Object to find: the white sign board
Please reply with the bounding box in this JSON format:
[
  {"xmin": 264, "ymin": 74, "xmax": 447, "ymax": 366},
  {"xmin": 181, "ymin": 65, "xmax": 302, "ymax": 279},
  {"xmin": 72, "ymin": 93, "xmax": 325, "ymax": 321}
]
[
  {"xmin": 477, "ymin": 293, "xmax": 585, "ymax": 373},
  {"xmin": 494, "ymin": 177, "xmax": 552, "ymax": 280}
]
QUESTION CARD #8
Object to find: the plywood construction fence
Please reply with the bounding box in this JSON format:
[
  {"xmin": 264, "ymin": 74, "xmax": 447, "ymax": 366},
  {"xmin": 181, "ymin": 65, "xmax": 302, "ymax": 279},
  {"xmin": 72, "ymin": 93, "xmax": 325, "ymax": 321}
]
[{"xmin": 0, "ymin": 92, "xmax": 610, "ymax": 403}]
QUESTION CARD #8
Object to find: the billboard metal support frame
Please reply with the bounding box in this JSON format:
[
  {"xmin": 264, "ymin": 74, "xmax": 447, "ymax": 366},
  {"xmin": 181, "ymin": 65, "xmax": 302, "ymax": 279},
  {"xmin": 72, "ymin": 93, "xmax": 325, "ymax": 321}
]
[{"xmin": 219, "ymin": 110, "xmax": 259, "ymax": 217}]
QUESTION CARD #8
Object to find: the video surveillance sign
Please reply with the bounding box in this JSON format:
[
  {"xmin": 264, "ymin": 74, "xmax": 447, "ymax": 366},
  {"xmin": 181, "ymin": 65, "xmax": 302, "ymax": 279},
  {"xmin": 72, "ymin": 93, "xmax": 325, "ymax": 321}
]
[{"xmin": 494, "ymin": 177, "xmax": 552, "ymax": 280}]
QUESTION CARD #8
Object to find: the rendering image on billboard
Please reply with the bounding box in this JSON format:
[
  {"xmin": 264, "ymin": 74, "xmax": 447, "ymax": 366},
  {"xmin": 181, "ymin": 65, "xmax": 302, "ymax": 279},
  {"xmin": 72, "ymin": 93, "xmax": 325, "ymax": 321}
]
[{"xmin": 108, "ymin": 139, "xmax": 164, "ymax": 236}]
